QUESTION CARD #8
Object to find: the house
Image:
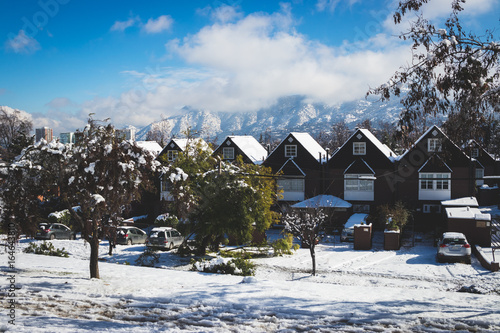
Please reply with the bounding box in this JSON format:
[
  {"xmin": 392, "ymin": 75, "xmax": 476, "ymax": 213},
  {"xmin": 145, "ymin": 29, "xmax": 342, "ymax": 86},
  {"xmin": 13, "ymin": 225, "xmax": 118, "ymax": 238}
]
[
  {"xmin": 158, "ymin": 138, "xmax": 210, "ymax": 163},
  {"xmin": 135, "ymin": 141, "xmax": 162, "ymax": 159},
  {"xmin": 462, "ymin": 140, "xmax": 498, "ymax": 187},
  {"xmin": 395, "ymin": 125, "xmax": 473, "ymax": 229},
  {"xmin": 263, "ymin": 132, "xmax": 326, "ymax": 203},
  {"xmin": 158, "ymin": 138, "xmax": 211, "ymax": 202},
  {"xmin": 212, "ymin": 136, "xmax": 268, "ymax": 165},
  {"xmin": 327, "ymin": 128, "xmax": 397, "ymax": 213}
]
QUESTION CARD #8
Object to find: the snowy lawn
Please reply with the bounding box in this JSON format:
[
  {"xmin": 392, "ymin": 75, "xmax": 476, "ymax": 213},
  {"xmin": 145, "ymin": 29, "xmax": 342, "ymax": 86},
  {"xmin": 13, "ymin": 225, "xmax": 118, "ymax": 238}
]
[{"xmin": 1, "ymin": 232, "xmax": 499, "ymax": 332}]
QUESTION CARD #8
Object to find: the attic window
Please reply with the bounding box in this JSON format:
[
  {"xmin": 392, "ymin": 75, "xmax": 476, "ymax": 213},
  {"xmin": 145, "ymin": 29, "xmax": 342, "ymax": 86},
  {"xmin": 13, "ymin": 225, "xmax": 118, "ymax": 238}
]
[
  {"xmin": 223, "ymin": 147, "xmax": 234, "ymax": 160},
  {"xmin": 353, "ymin": 142, "xmax": 366, "ymax": 155},
  {"xmin": 167, "ymin": 150, "xmax": 178, "ymax": 162},
  {"xmin": 285, "ymin": 145, "xmax": 297, "ymax": 157},
  {"xmin": 471, "ymin": 148, "xmax": 479, "ymax": 158},
  {"xmin": 428, "ymin": 138, "xmax": 442, "ymax": 152}
]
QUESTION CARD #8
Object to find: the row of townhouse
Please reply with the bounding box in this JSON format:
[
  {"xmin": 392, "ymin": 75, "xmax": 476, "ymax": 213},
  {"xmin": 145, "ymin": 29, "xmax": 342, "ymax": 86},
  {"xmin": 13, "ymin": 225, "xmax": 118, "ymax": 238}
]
[{"xmin": 157, "ymin": 125, "xmax": 500, "ymax": 230}]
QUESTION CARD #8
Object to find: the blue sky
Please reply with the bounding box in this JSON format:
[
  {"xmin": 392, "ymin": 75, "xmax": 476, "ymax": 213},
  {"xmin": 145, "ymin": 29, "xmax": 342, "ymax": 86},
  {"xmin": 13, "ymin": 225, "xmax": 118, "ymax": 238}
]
[{"xmin": 1, "ymin": 0, "xmax": 498, "ymax": 135}]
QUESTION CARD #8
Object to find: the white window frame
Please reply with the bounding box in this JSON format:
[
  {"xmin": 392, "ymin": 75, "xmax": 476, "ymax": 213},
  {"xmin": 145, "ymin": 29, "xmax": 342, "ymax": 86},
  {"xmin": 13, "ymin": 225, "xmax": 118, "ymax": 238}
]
[
  {"xmin": 285, "ymin": 145, "xmax": 297, "ymax": 158},
  {"xmin": 277, "ymin": 178, "xmax": 305, "ymax": 201},
  {"xmin": 222, "ymin": 147, "xmax": 235, "ymax": 160},
  {"xmin": 428, "ymin": 138, "xmax": 442, "ymax": 152},
  {"xmin": 353, "ymin": 142, "xmax": 366, "ymax": 155},
  {"xmin": 475, "ymin": 168, "xmax": 484, "ymax": 186},
  {"xmin": 419, "ymin": 172, "xmax": 451, "ymax": 200},
  {"xmin": 471, "ymin": 148, "xmax": 479, "ymax": 158},
  {"xmin": 344, "ymin": 174, "xmax": 374, "ymax": 201},
  {"xmin": 167, "ymin": 150, "xmax": 178, "ymax": 162}
]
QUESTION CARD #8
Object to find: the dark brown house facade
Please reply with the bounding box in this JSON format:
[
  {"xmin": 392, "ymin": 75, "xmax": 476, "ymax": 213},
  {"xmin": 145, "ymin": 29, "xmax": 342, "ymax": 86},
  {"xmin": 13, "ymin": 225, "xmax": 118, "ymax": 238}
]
[
  {"xmin": 212, "ymin": 136, "xmax": 268, "ymax": 165},
  {"xmin": 263, "ymin": 132, "xmax": 326, "ymax": 204},
  {"xmin": 327, "ymin": 128, "xmax": 397, "ymax": 213}
]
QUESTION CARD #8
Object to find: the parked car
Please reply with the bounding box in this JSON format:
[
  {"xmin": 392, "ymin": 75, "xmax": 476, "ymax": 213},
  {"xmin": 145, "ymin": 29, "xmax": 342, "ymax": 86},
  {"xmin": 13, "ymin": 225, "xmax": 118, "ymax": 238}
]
[
  {"xmin": 146, "ymin": 227, "xmax": 184, "ymax": 250},
  {"xmin": 340, "ymin": 213, "xmax": 368, "ymax": 242},
  {"xmin": 35, "ymin": 223, "xmax": 76, "ymax": 240},
  {"xmin": 437, "ymin": 232, "xmax": 471, "ymax": 264},
  {"xmin": 116, "ymin": 226, "xmax": 147, "ymax": 245}
]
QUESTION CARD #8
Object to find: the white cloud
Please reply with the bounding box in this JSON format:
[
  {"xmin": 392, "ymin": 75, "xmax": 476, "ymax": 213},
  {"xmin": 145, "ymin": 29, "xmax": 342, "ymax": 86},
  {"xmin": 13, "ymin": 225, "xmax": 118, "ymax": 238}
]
[
  {"xmin": 110, "ymin": 17, "xmax": 139, "ymax": 32},
  {"xmin": 5, "ymin": 30, "xmax": 41, "ymax": 54},
  {"xmin": 316, "ymin": 0, "xmax": 361, "ymax": 12},
  {"xmin": 143, "ymin": 15, "xmax": 174, "ymax": 34},
  {"xmin": 210, "ymin": 5, "xmax": 243, "ymax": 23},
  {"xmin": 77, "ymin": 8, "xmax": 411, "ymax": 130}
]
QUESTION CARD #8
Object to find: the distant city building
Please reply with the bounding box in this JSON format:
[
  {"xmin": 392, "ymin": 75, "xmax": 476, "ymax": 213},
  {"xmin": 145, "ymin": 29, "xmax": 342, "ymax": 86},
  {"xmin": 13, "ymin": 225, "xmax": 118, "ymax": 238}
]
[
  {"xmin": 59, "ymin": 132, "xmax": 75, "ymax": 144},
  {"xmin": 36, "ymin": 127, "xmax": 53, "ymax": 142},
  {"xmin": 115, "ymin": 126, "xmax": 136, "ymax": 141}
]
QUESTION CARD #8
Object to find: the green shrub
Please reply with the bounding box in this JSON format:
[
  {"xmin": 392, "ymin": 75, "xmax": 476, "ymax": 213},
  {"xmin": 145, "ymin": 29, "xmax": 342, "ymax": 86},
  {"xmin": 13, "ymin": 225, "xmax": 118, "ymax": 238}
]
[
  {"xmin": 135, "ymin": 247, "xmax": 160, "ymax": 267},
  {"xmin": 154, "ymin": 213, "xmax": 179, "ymax": 228},
  {"xmin": 48, "ymin": 209, "xmax": 72, "ymax": 227},
  {"xmin": 24, "ymin": 241, "xmax": 69, "ymax": 257},
  {"xmin": 191, "ymin": 256, "xmax": 255, "ymax": 276},
  {"xmin": 271, "ymin": 233, "xmax": 297, "ymax": 256}
]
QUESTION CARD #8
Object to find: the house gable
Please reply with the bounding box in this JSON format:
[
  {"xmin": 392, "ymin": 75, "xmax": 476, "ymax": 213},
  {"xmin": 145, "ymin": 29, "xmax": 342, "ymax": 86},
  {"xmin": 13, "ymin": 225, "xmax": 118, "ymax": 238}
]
[{"xmin": 213, "ymin": 136, "xmax": 267, "ymax": 165}]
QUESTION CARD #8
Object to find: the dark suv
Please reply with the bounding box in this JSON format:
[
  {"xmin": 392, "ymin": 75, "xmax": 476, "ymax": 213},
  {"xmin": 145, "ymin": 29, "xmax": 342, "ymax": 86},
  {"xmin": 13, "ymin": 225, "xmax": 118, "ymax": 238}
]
[{"xmin": 35, "ymin": 223, "xmax": 76, "ymax": 240}]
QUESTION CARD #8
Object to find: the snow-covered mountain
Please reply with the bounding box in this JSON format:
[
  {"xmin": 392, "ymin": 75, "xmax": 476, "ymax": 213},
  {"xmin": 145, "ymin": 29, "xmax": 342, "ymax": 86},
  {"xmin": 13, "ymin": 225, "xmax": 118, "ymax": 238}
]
[{"xmin": 136, "ymin": 95, "xmax": 404, "ymax": 142}]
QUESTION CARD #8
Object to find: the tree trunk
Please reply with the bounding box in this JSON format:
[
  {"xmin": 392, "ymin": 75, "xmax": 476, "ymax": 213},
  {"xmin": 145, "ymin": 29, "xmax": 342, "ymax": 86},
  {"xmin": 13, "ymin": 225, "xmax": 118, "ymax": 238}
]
[
  {"xmin": 89, "ymin": 234, "xmax": 100, "ymax": 279},
  {"xmin": 310, "ymin": 244, "xmax": 316, "ymax": 276}
]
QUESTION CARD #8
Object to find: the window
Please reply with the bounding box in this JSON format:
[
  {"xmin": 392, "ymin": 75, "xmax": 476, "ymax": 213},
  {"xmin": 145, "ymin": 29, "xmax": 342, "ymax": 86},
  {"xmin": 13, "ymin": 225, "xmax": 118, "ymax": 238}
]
[
  {"xmin": 353, "ymin": 142, "xmax": 366, "ymax": 155},
  {"xmin": 353, "ymin": 204, "xmax": 370, "ymax": 213},
  {"xmin": 423, "ymin": 204, "xmax": 441, "ymax": 213},
  {"xmin": 167, "ymin": 150, "xmax": 178, "ymax": 162},
  {"xmin": 428, "ymin": 138, "xmax": 442, "ymax": 152},
  {"xmin": 277, "ymin": 178, "xmax": 304, "ymax": 192},
  {"xmin": 419, "ymin": 173, "xmax": 450, "ymax": 190},
  {"xmin": 344, "ymin": 174, "xmax": 374, "ymax": 191},
  {"xmin": 476, "ymin": 168, "xmax": 484, "ymax": 186},
  {"xmin": 285, "ymin": 145, "xmax": 297, "ymax": 157},
  {"xmin": 222, "ymin": 147, "xmax": 234, "ymax": 160},
  {"xmin": 471, "ymin": 148, "xmax": 479, "ymax": 158}
]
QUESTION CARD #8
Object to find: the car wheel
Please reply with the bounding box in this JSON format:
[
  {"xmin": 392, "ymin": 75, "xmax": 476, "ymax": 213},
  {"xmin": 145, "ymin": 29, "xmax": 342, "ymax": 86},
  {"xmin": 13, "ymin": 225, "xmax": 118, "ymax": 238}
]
[
  {"xmin": 168, "ymin": 242, "xmax": 173, "ymax": 250},
  {"xmin": 50, "ymin": 234, "xmax": 55, "ymax": 240},
  {"xmin": 465, "ymin": 256, "xmax": 471, "ymax": 264},
  {"xmin": 127, "ymin": 239, "xmax": 132, "ymax": 246}
]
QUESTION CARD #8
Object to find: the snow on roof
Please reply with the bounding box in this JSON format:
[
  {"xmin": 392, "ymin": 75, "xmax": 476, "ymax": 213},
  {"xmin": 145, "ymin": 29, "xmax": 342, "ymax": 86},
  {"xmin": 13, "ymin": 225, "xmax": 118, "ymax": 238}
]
[
  {"xmin": 358, "ymin": 129, "xmax": 396, "ymax": 161},
  {"xmin": 445, "ymin": 206, "xmax": 491, "ymax": 221},
  {"xmin": 289, "ymin": 132, "xmax": 327, "ymax": 163},
  {"xmin": 172, "ymin": 138, "xmax": 210, "ymax": 152},
  {"xmin": 291, "ymin": 195, "xmax": 352, "ymax": 209},
  {"xmin": 136, "ymin": 141, "xmax": 162, "ymax": 157},
  {"xmin": 332, "ymin": 128, "xmax": 396, "ymax": 162},
  {"xmin": 229, "ymin": 136, "xmax": 268, "ymax": 165},
  {"xmin": 441, "ymin": 197, "xmax": 479, "ymax": 207}
]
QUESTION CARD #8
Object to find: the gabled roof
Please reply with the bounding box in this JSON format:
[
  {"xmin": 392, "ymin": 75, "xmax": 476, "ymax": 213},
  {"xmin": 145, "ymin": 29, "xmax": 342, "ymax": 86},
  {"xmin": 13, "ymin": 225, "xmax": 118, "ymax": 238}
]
[
  {"xmin": 418, "ymin": 154, "xmax": 453, "ymax": 173},
  {"xmin": 291, "ymin": 195, "xmax": 352, "ymax": 209},
  {"xmin": 222, "ymin": 136, "xmax": 268, "ymax": 165},
  {"xmin": 344, "ymin": 158, "xmax": 375, "ymax": 175},
  {"xmin": 136, "ymin": 141, "xmax": 163, "ymax": 157},
  {"xmin": 277, "ymin": 158, "xmax": 306, "ymax": 176},
  {"xmin": 160, "ymin": 138, "xmax": 211, "ymax": 158},
  {"xmin": 268, "ymin": 132, "xmax": 327, "ymax": 163},
  {"xmin": 332, "ymin": 128, "xmax": 396, "ymax": 162},
  {"xmin": 399, "ymin": 125, "xmax": 466, "ymax": 161}
]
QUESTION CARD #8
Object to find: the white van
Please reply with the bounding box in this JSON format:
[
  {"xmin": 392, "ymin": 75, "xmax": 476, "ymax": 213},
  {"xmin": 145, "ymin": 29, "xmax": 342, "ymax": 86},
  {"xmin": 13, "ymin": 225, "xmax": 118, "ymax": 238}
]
[{"xmin": 340, "ymin": 213, "xmax": 368, "ymax": 242}]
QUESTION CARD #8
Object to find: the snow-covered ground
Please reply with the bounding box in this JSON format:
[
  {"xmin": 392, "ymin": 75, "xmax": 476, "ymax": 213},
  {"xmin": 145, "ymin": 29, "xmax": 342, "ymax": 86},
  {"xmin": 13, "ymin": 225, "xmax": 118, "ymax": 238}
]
[{"xmin": 1, "ymin": 231, "xmax": 499, "ymax": 332}]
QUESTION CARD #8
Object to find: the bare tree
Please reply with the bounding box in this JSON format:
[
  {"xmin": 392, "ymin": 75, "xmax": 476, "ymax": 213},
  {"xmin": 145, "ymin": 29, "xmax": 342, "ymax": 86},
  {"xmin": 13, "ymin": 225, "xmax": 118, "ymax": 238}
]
[
  {"xmin": 0, "ymin": 107, "xmax": 33, "ymax": 161},
  {"xmin": 283, "ymin": 208, "xmax": 327, "ymax": 276}
]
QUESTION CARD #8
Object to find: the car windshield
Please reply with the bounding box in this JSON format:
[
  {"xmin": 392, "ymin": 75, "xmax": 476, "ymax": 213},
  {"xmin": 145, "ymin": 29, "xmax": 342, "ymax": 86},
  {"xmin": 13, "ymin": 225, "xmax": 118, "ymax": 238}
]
[{"xmin": 443, "ymin": 238, "xmax": 466, "ymax": 245}]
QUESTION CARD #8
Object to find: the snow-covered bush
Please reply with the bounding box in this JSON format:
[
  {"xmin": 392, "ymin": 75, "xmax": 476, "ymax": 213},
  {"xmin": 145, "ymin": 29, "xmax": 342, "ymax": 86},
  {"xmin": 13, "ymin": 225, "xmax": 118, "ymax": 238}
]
[
  {"xmin": 48, "ymin": 209, "xmax": 71, "ymax": 226},
  {"xmin": 135, "ymin": 247, "xmax": 160, "ymax": 267},
  {"xmin": 24, "ymin": 241, "xmax": 69, "ymax": 257},
  {"xmin": 191, "ymin": 256, "xmax": 255, "ymax": 276},
  {"xmin": 154, "ymin": 213, "xmax": 179, "ymax": 228}
]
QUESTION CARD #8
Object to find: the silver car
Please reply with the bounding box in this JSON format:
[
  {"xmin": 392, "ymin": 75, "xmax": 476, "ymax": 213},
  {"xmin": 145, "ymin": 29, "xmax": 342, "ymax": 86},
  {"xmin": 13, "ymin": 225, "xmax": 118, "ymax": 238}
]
[
  {"xmin": 116, "ymin": 227, "xmax": 148, "ymax": 245},
  {"xmin": 35, "ymin": 223, "xmax": 76, "ymax": 240},
  {"xmin": 437, "ymin": 232, "xmax": 472, "ymax": 264},
  {"xmin": 146, "ymin": 227, "xmax": 184, "ymax": 250}
]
